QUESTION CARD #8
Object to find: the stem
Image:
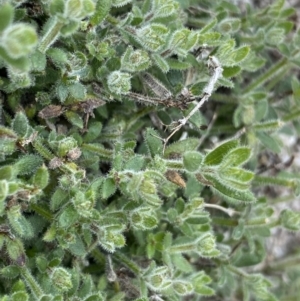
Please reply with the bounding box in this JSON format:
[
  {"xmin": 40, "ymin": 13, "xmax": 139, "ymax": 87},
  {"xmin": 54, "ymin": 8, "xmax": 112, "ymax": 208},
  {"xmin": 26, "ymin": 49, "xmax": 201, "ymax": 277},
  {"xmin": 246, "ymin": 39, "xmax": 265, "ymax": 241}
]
[
  {"xmin": 244, "ymin": 49, "xmax": 300, "ymax": 94},
  {"xmin": 30, "ymin": 204, "xmax": 53, "ymax": 221},
  {"xmin": 245, "ymin": 217, "xmax": 278, "ymax": 227},
  {"xmin": 21, "ymin": 266, "xmax": 44, "ymax": 299},
  {"xmin": 38, "ymin": 18, "xmax": 64, "ymax": 53},
  {"xmin": 32, "ymin": 138, "xmax": 55, "ymax": 160},
  {"xmin": 198, "ymin": 112, "xmax": 217, "ymax": 147},
  {"xmin": 164, "ymin": 159, "xmax": 184, "ymax": 170},
  {"xmin": 86, "ymin": 239, "xmax": 102, "ymax": 256},
  {"xmin": 265, "ymin": 65, "xmax": 290, "ymax": 91},
  {"xmin": 244, "ymin": 57, "xmax": 288, "ymax": 94},
  {"xmin": 163, "ymin": 56, "xmax": 223, "ymax": 153},
  {"xmin": 227, "ymin": 264, "xmax": 248, "ymax": 277},
  {"xmin": 212, "ymin": 93, "xmax": 238, "ymax": 103},
  {"xmin": 253, "ymin": 175, "xmax": 295, "ymax": 188},
  {"xmin": 126, "ymin": 107, "xmax": 155, "ymax": 131},
  {"xmin": 91, "ymin": 248, "xmax": 106, "ymax": 266},
  {"xmin": 82, "ymin": 143, "xmax": 113, "ymax": 159},
  {"xmin": 205, "ymin": 203, "xmax": 239, "ymax": 216},
  {"xmin": 268, "ymin": 253, "xmax": 300, "ymax": 271},
  {"xmin": 211, "ymin": 217, "xmax": 238, "ymax": 227},
  {"xmin": 114, "ymin": 251, "xmax": 141, "ymax": 275},
  {"xmin": 106, "ymin": 14, "xmax": 119, "ymax": 25},
  {"xmin": 282, "ymin": 108, "xmax": 300, "ymax": 122},
  {"xmin": 209, "ymin": 124, "xmax": 237, "ymax": 135}
]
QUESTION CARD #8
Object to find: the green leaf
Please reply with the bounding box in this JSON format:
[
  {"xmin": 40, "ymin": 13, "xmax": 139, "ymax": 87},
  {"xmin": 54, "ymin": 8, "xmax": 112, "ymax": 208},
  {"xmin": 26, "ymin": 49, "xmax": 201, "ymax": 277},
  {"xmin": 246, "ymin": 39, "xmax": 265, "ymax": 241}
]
[
  {"xmin": 47, "ymin": 48, "xmax": 68, "ymax": 68},
  {"xmin": 173, "ymin": 280, "xmax": 193, "ymax": 296},
  {"xmin": 183, "ymin": 151, "xmax": 203, "ymax": 172},
  {"xmin": 218, "ymin": 18, "xmax": 241, "ymax": 34},
  {"xmin": 256, "ymin": 132, "xmax": 281, "ymax": 153},
  {"xmin": 57, "ymin": 137, "xmax": 78, "ymax": 157},
  {"xmin": 198, "ymin": 32, "xmax": 221, "ymax": 45},
  {"xmin": 33, "ymin": 165, "xmax": 49, "ymax": 189},
  {"xmin": 7, "ymin": 205, "xmax": 34, "ymax": 238},
  {"xmin": 199, "ymin": 18, "xmax": 217, "ymax": 33},
  {"xmin": 218, "ymin": 77, "xmax": 234, "ymax": 88},
  {"xmin": 0, "ymin": 166, "xmax": 13, "ymax": 180},
  {"xmin": 144, "ymin": 128, "xmax": 163, "ymax": 157},
  {"xmin": 241, "ymin": 51, "xmax": 266, "ymax": 72},
  {"xmin": 232, "ymin": 221, "xmax": 245, "ymax": 240},
  {"xmin": 107, "ymin": 71, "xmax": 131, "ymax": 95},
  {"xmin": 58, "ymin": 205, "xmax": 79, "ymax": 228},
  {"xmin": 221, "ymin": 167, "xmax": 254, "ymax": 184},
  {"xmin": 169, "ymin": 29, "xmax": 191, "ymax": 57},
  {"xmin": 254, "ymin": 99, "xmax": 268, "ymax": 122},
  {"xmin": 221, "ymin": 147, "xmax": 251, "ymax": 168},
  {"xmin": 15, "ymin": 154, "xmax": 43, "ymax": 175},
  {"xmin": 265, "ymin": 27, "xmax": 285, "ymax": 45},
  {"xmin": 49, "ymin": 0, "xmax": 65, "ymax": 16},
  {"xmin": 152, "ymin": 53, "xmax": 169, "ymax": 73},
  {"xmin": 83, "ymin": 121, "xmax": 102, "ymax": 142},
  {"xmin": 82, "ymin": 143, "xmax": 113, "ymax": 159},
  {"xmin": 0, "ymin": 137, "xmax": 16, "ymax": 156},
  {"xmin": 291, "ymin": 76, "xmax": 300, "ymax": 106},
  {"xmin": 64, "ymin": 111, "xmax": 84, "ymax": 129},
  {"xmin": 6, "ymin": 239, "xmax": 25, "ymax": 265},
  {"xmin": 112, "ymin": 0, "xmax": 132, "ymax": 7},
  {"xmin": 90, "ymin": 0, "xmax": 111, "ymax": 25},
  {"xmin": 12, "ymin": 112, "xmax": 29, "ymax": 137},
  {"xmin": 124, "ymin": 155, "xmax": 145, "ymax": 171},
  {"xmin": 101, "ymin": 177, "xmax": 116, "ymax": 199},
  {"xmin": 122, "ymin": 47, "xmax": 151, "ymax": 72},
  {"xmin": 194, "ymin": 285, "xmax": 215, "ymax": 296},
  {"xmin": 0, "ymin": 125, "xmax": 17, "ymax": 139},
  {"xmin": 204, "ymin": 174, "xmax": 256, "ymax": 203},
  {"xmin": 56, "ymin": 84, "xmax": 69, "ymax": 102},
  {"xmin": 164, "ymin": 138, "xmax": 199, "ymax": 158},
  {"xmin": 222, "ymin": 66, "xmax": 241, "ymax": 78},
  {"xmin": 0, "ymin": 47, "xmax": 30, "ymax": 71},
  {"xmin": 84, "ymin": 293, "xmax": 105, "ymax": 301},
  {"xmin": 65, "ymin": 0, "xmax": 95, "ymax": 20},
  {"xmin": 51, "ymin": 267, "xmax": 73, "ymax": 291},
  {"xmin": 130, "ymin": 207, "xmax": 158, "ymax": 230},
  {"xmin": 2, "ymin": 23, "xmax": 38, "ymax": 59},
  {"xmin": 8, "ymin": 182, "xmax": 19, "ymax": 195},
  {"xmin": 30, "ymin": 50, "xmax": 47, "ymax": 71},
  {"xmin": 0, "ymin": 180, "xmax": 9, "ymax": 212},
  {"xmin": 0, "ymin": 3, "xmax": 14, "ymax": 32},
  {"xmin": 230, "ymin": 46, "xmax": 250, "ymax": 65},
  {"xmin": 204, "ymin": 139, "xmax": 239, "ymax": 166},
  {"xmin": 137, "ymin": 24, "xmax": 169, "ymax": 52},
  {"xmin": 68, "ymin": 82, "xmax": 86, "ymax": 100},
  {"xmin": 73, "ymin": 190, "xmax": 94, "ymax": 218},
  {"xmin": 0, "ymin": 265, "xmax": 20, "ymax": 279},
  {"xmin": 280, "ymin": 7, "xmax": 296, "ymax": 18},
  {"xmin": 252, "ymin": 119, "xmax": 283, "ymax": 132},
  {"xmin": 32, "ymin": 138, "xmax": 54, "ymax": 161},
  {"xmin": 166, "ymin": 58, "xmax": 190, "ymax": 70},
  {"xmin": 280, "ymin": 209, "xmax": 300, "ymax": 231},
  {"xmin": 171, "ymin": 254, "xmax": 193, "ymax": 273},
  {"xmin": 151, "ymin": 0, "xmax": 179, "ymax": 19},
  {"xmin": 11, "ymin": 291, "xmax": 29, "ymax": 301},
  {"xmin": 192, "ymin": 271, "xmax": 214, "ymax": 296},
  {"xmin": 221, "ymin": 176, "xmax": 252, "ymax": 191},
  {"xmin": 36, "ymin": 256, "xmax": 48, "ymax": 273},
  {"xmin": 43, "ymin": 224, "xmax": 56, "ymax": 242}
]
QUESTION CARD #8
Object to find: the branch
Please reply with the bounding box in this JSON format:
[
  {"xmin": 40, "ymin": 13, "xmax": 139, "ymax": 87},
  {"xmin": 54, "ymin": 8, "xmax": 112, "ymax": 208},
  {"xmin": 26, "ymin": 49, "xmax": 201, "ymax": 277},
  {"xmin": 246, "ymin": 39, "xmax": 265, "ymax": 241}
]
[{"xmin": 163, "ymin": 56, "xmax": 223, "ymax": 152}]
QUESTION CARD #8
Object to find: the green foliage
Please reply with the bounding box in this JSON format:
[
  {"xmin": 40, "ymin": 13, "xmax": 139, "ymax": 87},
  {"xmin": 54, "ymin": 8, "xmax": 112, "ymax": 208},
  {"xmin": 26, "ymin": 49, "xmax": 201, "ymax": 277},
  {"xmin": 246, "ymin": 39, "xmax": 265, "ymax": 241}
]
[{"xmin": 0, "ymin": 0, "xmax": 300, "ymax": 300}]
